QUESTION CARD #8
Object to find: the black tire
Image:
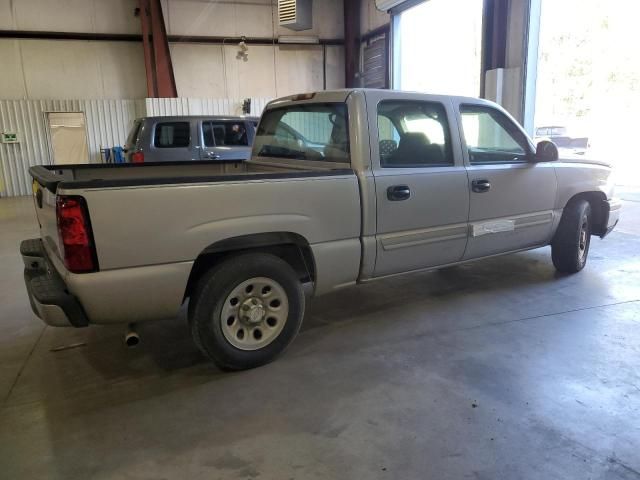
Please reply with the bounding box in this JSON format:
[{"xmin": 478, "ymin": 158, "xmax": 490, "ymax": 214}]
[
  {"xmin": 189, "ymin": 253, "xmax": 305, "ymax": 370},
  {"xmin": 551, "ymin": 199, "xmax": 592, "ymax": 274}
]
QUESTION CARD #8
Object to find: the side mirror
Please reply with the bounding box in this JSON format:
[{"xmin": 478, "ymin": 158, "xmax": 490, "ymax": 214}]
[{"xmin": 535, "ymin": 140, "xmax": 559, "ymax": 162}]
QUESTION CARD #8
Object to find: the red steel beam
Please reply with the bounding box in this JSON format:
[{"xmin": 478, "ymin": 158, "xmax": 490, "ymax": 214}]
[
  {"xmin": 149, "ymin": 0, "xmax": 177, "ymax": 97},
  {"xmin": 139, "ymin": 0, "xmax": 156, "ymax": 97},
  {"xmin": 138, "ymin": 0, "xmax": 177, "ymax": 97}
]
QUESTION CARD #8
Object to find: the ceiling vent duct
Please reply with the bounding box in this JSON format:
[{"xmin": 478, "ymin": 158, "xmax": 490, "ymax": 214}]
[{"xmin": 278, "ymin": 0, "xmax": 312, "ymax": 31}]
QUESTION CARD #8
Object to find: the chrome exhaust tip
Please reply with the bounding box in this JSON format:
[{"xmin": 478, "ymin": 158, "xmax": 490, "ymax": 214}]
[{"xmin": 124, "ymin": 323, "xmax": 140, "ymax": 347}]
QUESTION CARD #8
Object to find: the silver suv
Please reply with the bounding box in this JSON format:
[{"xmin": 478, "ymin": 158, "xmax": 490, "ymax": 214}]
[{"xmin": 124, "ymin": 115, "xmax": 259, "ymax": 163}]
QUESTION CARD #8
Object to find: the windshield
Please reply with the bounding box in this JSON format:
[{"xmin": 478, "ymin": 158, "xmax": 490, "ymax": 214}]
[{"xmin": 253, "ymin": 104, "xmax": 350, "ymax": 164}]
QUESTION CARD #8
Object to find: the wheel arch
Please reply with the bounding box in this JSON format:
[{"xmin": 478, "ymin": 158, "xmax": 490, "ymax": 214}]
[
  {"xmin": 183, "ymin": 232, "xmax": 316, "ymax": 302},
  {"xmin": 562, "ymin": 191, "xmax": 608, "ymax": 236}
]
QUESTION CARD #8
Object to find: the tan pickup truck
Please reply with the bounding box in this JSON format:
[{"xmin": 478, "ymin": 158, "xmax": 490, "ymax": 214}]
[{"xmin": 22, "ymin": 89, "xmax": 621, "ymax": 370}]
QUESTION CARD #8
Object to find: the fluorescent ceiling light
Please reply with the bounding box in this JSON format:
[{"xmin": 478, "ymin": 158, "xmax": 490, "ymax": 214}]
[{"xmin": 278, "ymin": 35, "xmax": 319, "ymax": 44}]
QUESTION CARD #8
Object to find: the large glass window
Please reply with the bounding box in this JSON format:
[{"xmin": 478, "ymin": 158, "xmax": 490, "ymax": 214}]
[
  {"xmin": 154, "ymin": 122, "xmax": 190, "ymax": 148},
  {"xmin": 253, "ymin": 104, "xmax": 349, "ymax": 163},
  {"xmin": 377, "ymin": 101, "xmax": 452, "ymax": 168},
  {"xmin": 460, "ymin": 106, "xmax": 530, "ymax": 164},
  {"xmin": 394, "ymin": 0, "xmax": 483, "ymax": 97}
]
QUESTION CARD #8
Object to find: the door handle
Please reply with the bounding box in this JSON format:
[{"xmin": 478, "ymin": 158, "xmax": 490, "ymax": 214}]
[
  {"xmin": 206, "ymin": 152, "xmax": 220, "ymax": 159},
  {"xmin": 387, "ymin": 185, "xmax": 411, "ymax": 201},
  {"xmin": 471, "ymin": 179, "xmax": 491, "ymax": 193}
]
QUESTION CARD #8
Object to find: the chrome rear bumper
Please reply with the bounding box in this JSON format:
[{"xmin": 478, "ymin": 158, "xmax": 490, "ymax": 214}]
[{"xmin": 21, "ymin": 238, "xmax": 88, "ymax": 327}]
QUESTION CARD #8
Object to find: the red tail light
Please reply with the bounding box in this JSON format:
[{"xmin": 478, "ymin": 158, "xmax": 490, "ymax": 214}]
[
  {"xmin": 131, "ymin": 151, "xmax": 144, "ymax": 163},
  {"xmin": 56, "ymin": 196, "xmax": 98, "ymax": 273}
]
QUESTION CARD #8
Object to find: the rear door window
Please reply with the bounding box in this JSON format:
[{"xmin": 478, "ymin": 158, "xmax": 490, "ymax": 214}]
[
  {"xmin": 377, "ymin": 100, "xmax": 453, "ymax": 168},
  {"xmin": 203, "ymin": 121, "xmax": 249, "ymax": 147},
  {"xmin": 154, "ymin": 122, "xmax": 190, "ymax": 148}
]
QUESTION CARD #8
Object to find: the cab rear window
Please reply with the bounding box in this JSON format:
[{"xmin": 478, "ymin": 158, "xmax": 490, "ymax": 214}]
[{"xmin": 253, "ymin": 104, "xmax": 349, "ymax": 164}]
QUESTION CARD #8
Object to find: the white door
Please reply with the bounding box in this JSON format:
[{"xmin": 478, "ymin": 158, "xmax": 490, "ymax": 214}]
[{"xmin": 47, "ymin": 112, "xmax": 89, "ymax": 165}]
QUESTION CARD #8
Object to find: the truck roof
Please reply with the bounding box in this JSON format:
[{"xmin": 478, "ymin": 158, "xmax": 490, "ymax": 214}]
[{"xmin": 267, "ymin": 88, "xmax": 492, "ymax": 108}]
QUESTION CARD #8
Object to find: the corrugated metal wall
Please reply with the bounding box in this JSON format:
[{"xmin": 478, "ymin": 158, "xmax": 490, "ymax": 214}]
[
  {"xmin": 0, "ymin": 99, "xmax": 145, "ymax": 197},
  {"xmin": 144, "ymin": 98, "xmax": 272, "ymax": 117},
  {"xmin": 0, "ymin": 96, "xmax": 336, "ymax": 197},
  {"xmin": 0, "ymin": 97, "xmax": 274, "ymax": 197}
]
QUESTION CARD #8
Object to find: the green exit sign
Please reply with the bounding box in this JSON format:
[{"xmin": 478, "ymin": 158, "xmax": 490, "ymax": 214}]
[{"xmin": 1, "ymin": 132, "xmax": 18, "ymax": 143}]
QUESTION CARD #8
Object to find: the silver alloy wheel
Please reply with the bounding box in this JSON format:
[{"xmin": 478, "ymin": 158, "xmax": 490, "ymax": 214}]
[
  {"xmin": 220, "ymin": 277, "xmax": 289, "ymax": 351},
  {"xmin": 578, "ymin": 219, "xmax": 588, "ymax": 260}
]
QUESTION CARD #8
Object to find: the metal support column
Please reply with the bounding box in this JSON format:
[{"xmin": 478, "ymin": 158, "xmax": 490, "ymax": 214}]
[
  {"xmin": 343, "ymin": 0, "xmax": 362, "ymax": 88},
  {"xmin": 138, "ymin": 0, "xmax": 177, "ymax": 98},
  {"xmin": 480, "ymin": 0, "xmax": 509, "ymax": 97}
]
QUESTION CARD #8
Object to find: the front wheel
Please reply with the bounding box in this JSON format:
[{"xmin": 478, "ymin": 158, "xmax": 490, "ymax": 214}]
[
  {"xmin": 551, "ymin": 199, "xmax": 592, "ymax": 274},
  {"xmin": 189, "ymin": 253, "xmax": 305, "ymax": 370}
]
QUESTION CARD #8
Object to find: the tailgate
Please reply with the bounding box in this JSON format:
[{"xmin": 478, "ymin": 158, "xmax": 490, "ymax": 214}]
[{"xmin": 31, "ymin": 175, "xmax": 64, "ymax": 264}]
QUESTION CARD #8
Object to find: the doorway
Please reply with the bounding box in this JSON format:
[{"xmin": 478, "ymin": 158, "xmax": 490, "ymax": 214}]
[
  {"xmin": 534, "ymin": 0, "xmax": 640, "ymax": 185},
  {"xmin": 392, "ymin": 0, "xmax": 484, "ymax": 97},
  {"xmin": 47, "ymin": 112, "xmax": 89, "ymax": 165}
]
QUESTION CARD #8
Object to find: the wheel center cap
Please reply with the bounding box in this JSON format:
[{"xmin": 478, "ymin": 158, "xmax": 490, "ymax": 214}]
[{"xmin": 241, "ymin": 298, "xmax": 265, "ymax": 324}]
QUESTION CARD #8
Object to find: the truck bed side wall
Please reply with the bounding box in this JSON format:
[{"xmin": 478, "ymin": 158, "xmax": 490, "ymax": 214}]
[{"xmin": 58, "ymin": 174, "xmax": 362, "ymax": 324}]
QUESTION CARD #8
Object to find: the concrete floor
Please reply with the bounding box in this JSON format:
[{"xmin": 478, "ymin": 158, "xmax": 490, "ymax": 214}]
[{"xmin": 1, "ymin": 193, "xmax": 639, "ymax": 480}]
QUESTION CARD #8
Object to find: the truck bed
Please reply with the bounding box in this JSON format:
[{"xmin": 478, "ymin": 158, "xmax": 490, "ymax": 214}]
[
  {"xmin": 28, "ymin": 157, "xmax": 361, "ymax": 325},
  {"xmin": 30, "ymin": 159, "xmax": 351, "ymax": 193}
]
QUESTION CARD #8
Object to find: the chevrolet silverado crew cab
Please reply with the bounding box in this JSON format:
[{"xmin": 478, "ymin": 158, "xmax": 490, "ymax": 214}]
[{"xmin": 23, "ymin": 89, "xmax": 621, "ymax": 370}]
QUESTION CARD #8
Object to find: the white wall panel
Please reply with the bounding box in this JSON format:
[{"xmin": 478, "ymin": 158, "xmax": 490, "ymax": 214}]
[
  {"xmin": 1, "ymin": 39, "xmax": 147, "ymax": 100},
  {"xmin": 0, "ymin": 40, "xmax": 28, "ymax": 98},
  {"xmin": 0, "ymin": 0, "xmax": 16, "ymax": 30},
  {"xmin": 167, "ymin": 0, "xmax": 238, "ymax": 37},
  {"xmin": 170, "ymin": 43, "xmax": 340, "ymax": 99},
  {"xmin": 2, "ymin": 0, "xmax": 140, "ymax": 34},
  {"xmin": 13, "ymin": 0, "xmax": 94, "ymax": 32},
  {"xmin": 275, "ymin": 45, "xmax": 323, "ymax": 97},
  {"xmin": 0, "ymin": 99, "xmax": 144, "ymax": 197},
  {"xmin": 165, "ymin": 0, "xmax": 344, "ymax": 39},
  {"xmin": 166, "ymin": 0, "xmax": 275, "ymax": 38},
  {"xmin": 20, "ymin": 40, "xmax": 102, "ymax": 99},
  {"xmin": 1, "ymin": 0, "xmax": 345, "ymax": 39},
  {"xmin": 93, "ymin": 42, "xmax": 148, "ymax": 98},
  {"xmin": 170, "ymin": 44, "xmax": 227, "ymax": 98},
  {"xmin": 1, "ymin": 38, "xmax": 343, "ymax": 102},
  {"xmin": 325, "ymin": 46, "xmax": 346, "ymax": 90},
  {"xmin": 92, "ymin": 0, "xmax": 141, "ymax": 34},
  {"xmin": 0, "ymin": 0, "xmax": 345, "ymax": 101},
  {"xmin": 237, "ymin": 0, "xmax": 275, "ymax": 37},
  {"xmin": 224, "ymin": 45, "xmax": 278, "ymax": 98}
]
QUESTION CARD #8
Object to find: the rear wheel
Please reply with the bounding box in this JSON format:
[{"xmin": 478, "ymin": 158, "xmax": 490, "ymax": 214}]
[
  {"xmin": 551, "ymin": 199, "xmax": 592, "ymax": 273},
  {"xmin": 189, "ymin": 253, "xmax": 305, "ymax": 370}
]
